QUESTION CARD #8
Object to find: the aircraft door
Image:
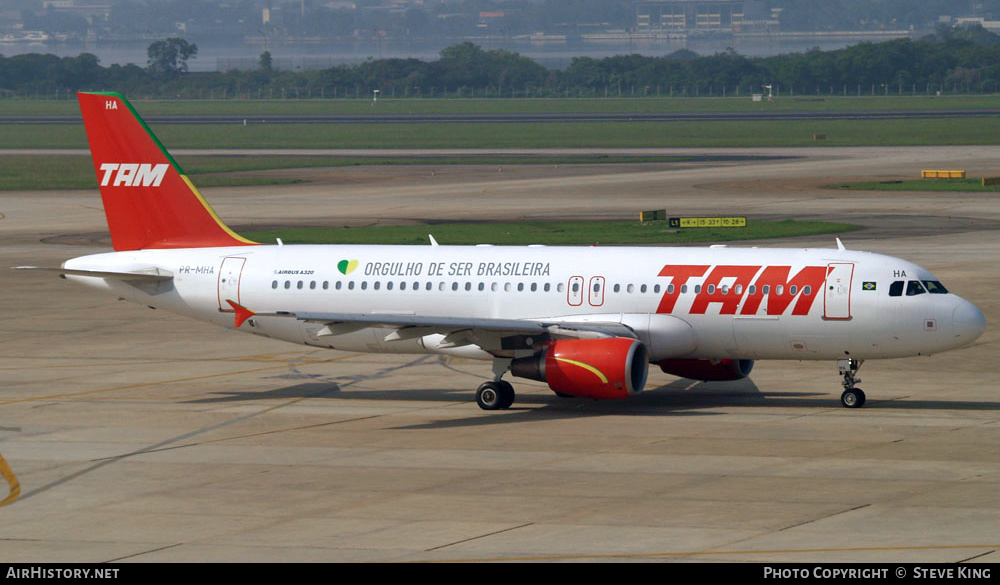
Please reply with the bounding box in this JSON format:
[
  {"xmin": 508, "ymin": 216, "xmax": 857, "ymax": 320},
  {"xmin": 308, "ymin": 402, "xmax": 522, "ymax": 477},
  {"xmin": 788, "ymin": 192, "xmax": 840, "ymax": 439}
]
[
  {"xmin": 588, "ymin": 276, "xmax": 605, "ymax": 307},
  {"xmin": 567, "ymin": 276, "xmax": 584, "ymax": 306},
  {"xmin": 824, "ymin": 262, "xmax": 854, "ymax": 320},
  {"xmin": 218, "ymin": 256, "xmax": 247, "ymax": 311}
]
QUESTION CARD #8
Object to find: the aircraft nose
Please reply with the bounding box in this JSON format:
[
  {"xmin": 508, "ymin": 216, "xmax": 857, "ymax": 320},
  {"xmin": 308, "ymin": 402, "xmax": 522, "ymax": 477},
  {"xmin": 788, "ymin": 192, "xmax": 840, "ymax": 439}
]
[{"xmin": 952, "ymin": 299, "xmax": 987, "ymax": 343}]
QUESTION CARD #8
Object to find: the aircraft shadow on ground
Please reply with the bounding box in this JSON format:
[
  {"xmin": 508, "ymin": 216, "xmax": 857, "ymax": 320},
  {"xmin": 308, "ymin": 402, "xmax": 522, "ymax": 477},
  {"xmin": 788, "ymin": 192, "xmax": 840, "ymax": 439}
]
[{"xmin": 184, "ymin": 373, "xmax": 1000, "ymax": 430}]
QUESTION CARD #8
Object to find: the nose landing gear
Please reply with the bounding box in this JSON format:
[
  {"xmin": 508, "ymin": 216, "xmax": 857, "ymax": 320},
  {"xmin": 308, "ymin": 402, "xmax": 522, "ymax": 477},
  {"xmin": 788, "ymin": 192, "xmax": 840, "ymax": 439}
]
[{"xmin": 838, "ymin": 359, "xmax": 866, "ymax": 408}]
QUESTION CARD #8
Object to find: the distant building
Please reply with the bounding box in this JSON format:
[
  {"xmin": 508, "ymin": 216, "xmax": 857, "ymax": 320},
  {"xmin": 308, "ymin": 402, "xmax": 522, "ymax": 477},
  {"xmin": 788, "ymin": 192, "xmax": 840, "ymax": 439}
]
[{"xmin": 636, "ymin": 1, "xmax": 774, "ymax": 34}]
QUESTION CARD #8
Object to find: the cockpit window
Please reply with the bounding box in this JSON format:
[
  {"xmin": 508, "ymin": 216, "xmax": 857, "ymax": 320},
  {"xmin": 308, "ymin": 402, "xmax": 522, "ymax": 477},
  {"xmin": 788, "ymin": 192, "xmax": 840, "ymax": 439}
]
[
  {"xmin": 888, "ymin": 281, "xmax": 904, "ymax": 297},
  {"xmin": 922, "ymin": 280, "xmax": 949, "ymax": 294},
  {"xmin": 905, "ymin": 280, "xmax": 927, "ymax": 296}
]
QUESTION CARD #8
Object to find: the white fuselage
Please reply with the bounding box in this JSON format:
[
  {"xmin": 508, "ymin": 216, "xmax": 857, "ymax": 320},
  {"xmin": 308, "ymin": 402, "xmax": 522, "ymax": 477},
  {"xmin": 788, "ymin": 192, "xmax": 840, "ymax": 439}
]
[{"xmin": 63, "ymin": 243, "xmax": 986, "ymax": 364}]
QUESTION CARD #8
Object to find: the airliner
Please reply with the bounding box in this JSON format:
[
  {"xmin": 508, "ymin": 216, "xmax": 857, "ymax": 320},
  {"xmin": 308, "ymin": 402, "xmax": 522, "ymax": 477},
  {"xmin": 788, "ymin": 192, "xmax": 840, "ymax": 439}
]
[{"xmin": 20, "ymin": 92, "xmax": 987, "ymax": 410}]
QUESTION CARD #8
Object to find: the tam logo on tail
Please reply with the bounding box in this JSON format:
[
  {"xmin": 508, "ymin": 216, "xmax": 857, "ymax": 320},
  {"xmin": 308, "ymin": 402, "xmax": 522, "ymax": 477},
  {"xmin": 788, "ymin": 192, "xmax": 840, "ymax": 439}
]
[{"xmin": 99, "ymin": 163, "xmax": 169, "ymax": 187}]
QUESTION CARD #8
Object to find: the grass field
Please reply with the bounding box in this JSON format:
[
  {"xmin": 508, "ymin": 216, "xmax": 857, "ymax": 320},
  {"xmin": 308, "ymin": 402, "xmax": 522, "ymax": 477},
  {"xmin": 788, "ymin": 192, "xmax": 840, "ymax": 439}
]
[
  {"xmin": 826, "ymin": 178, "xmax": 1000, "ymax": 192},
  {"xmin": 5, "ymin": 117, "xmax": 1000, "ymax": 151},
  {"xmin": 3, "ymin": 94, "xmax": 1000, "ymax": 116},
  {"xmin": 243, "ymin": 219, "xmax": 860, "ymax": 246}
]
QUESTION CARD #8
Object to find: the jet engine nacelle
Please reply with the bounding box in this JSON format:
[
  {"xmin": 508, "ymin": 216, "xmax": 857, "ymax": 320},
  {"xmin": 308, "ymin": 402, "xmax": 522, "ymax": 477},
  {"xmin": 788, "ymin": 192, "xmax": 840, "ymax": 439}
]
[
  {"xmin": 657, "ymin": 358, "xmax": 754, "ymax": 381},
  {"xmin": 511, "ymin": 337, "xmax": 648, "ymax": 399}
]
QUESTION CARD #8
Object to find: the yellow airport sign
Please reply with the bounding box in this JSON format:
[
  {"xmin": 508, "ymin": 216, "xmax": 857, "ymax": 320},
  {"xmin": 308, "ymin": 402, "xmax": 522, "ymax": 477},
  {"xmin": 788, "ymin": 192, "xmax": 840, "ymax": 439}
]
[{"xmin": 669, "ymin": 217, "xmax": 747, "ymax": 228}]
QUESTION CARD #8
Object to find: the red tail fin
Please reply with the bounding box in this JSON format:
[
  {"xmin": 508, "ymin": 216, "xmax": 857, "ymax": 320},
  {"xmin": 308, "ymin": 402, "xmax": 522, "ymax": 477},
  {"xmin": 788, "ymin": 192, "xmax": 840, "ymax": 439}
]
[{"xmin": 77, "ymin": 92, "xmax": 257, "ymax": 251}]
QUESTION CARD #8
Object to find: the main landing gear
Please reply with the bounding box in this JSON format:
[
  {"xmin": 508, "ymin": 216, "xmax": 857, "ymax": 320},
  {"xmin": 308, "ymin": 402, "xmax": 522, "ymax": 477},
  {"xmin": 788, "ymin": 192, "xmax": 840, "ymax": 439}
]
[
  {"xmin": 477, "ymin": 357, "xmax": 516, "ymax": 410},
  {"xmin": 476, "ymin": 380, "xmax": 515, "ymax": 410},
  {"xmin": 838, "ymin": 358, "xmax": 866, "ymax": 408}
]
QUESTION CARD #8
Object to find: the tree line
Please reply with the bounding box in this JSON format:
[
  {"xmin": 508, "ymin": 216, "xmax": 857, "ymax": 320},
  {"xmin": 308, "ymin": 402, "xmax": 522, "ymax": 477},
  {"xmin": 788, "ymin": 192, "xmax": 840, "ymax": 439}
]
[{"xmin": 3, "ymin": 26, "xmax": 1000, "ymax": 99}]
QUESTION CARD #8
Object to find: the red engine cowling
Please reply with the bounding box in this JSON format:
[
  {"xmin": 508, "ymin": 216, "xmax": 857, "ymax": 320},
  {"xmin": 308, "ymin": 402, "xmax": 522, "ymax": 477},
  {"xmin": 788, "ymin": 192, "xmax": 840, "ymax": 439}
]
[
  {"xmin": 510, "ymin": 337, "xmax": 648, "ymax": 399},
  {"xmin": 657, "ymin": 358, "xmax": 754, "ymax": 381}
]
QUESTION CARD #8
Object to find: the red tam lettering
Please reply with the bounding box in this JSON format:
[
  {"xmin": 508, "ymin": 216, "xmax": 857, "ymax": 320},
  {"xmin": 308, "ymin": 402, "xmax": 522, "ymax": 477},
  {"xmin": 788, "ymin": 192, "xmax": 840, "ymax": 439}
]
[
  {"xmin": 656, "ymin": 265, "xmax": 709, "ymax": 314},
  {"xmin": 689, "ymin": 265, "xmax": 761, "ymax": 315},
  {"xmin": 740, "ymin": 265, "xmax": 828, "ymax": 316}
]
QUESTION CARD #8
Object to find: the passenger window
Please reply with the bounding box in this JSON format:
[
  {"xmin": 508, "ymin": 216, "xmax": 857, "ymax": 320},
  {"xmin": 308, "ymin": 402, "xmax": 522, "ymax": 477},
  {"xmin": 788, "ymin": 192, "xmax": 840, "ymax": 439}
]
[
  {"xmin": 465, "ymin": 282, "xmax": 472, "ymax": 291},
  {"xmin": 802, "ymin": 285, "xmax": 810, "ymax": 295},
  {"xmin": 323, "ymin": 281, "xmax": 329, "ymax": 290},
  {"xmin": 399, "ymin": 282, "xmax": 406, "ymax": 291},
  {"xmin": 348, "ymin": 281, "xmax": 355, "ymax": 290},
  {"xmin": 271, "ymin": 280, "xmax": 278, "ymax": 289},
  {"xmin": 654, "ymin": 284, "xmax": 661, "ymax": 293},
  {"xmin": 640, "ymin": 284, "xmax": 648, "ymax": 293},
  {"xmin": 297, "ymin": 281, "xmax": 303, "ymax": 290},
  {"xmin": 889, "ymin": 281, "xmax": 903, "ymax": 297},
  {"xmin": 707, "ymin": 284, "xmax": 715, "ymax": 294},
  {"xmin": 557, "ymin": 283, "xmax": 564, "ymax": 292},
  {"xmin": 544, "ymin": 283, "xmax": 551, "ymax": 292},
  {"xmin": 789, "ymin": 285, "xmax": 797, "ymax": 295},
  {"xmin": 532, "ymin": 283, "xmax": 538, "ymax": 292},
  {"xmin": 478, "ymin": 282, "xmax": 485, "ymax": 291},
  {"xmin": 387, "ymin": 281, "xmax": 393, "ymax": 290},
  {"xmin": 906, "ymin": 281, "xmax": 926, "ymax": 296},
  {"xmin": 360, "ymin": 281, "xmax": 368, "ymax": 290},
  {"xmin": 310, "ymin": 281, "xmax": 316, "ymax": 290},
  {"xmin": 667, "ymin": 284, "xmax": 674, "ymax": 294},
  {"xmin": 748, "ymin": 285, "xmax": 756, "ymax": 295},
  {"xmin": 517, "ymin": 283, "xmax": 524, "ymax": 292},
  {"xmin": 694, "ymin": 285, "xmax": 701, "ymax": 294},
  {"xmin": 284, "ymin": 280, "xmax": 291, "ymax": 289},
  {"xmin": 614, "ymin": 284, "xmax": 621, "ymax": 293},
  {"xmin": 336, "ymin": 281, "xmax": 342, "ymax": 290},
  {"xmin": 627, "ymin": 284, "xmax": 634, "ymax": 293}
]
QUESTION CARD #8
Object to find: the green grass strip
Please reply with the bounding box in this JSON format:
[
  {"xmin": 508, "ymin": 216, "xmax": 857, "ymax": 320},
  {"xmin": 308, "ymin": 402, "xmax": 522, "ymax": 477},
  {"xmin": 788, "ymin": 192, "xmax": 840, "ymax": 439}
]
[
  {"xmin": 243, "ymin": 219, "xmax": 860, "ymax": 246},
  {"xmin": 826, "ymin": 178, "xmax": 1000, "ymax": 192},
  {"xmin": 5, "ymin": 117, "xmax": 1000, "ymax": 150},
  {"xmin": 4, "ymin": 95, "xmax": 1000, "ymax": 116}
]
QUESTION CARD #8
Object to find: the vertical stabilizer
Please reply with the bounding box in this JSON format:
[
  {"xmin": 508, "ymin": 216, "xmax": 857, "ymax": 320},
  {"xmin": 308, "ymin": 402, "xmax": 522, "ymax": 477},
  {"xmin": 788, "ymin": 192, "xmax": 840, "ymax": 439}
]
[{"xmin": 77, "ymin": 91, "xmax": 257, "ymax": 251}]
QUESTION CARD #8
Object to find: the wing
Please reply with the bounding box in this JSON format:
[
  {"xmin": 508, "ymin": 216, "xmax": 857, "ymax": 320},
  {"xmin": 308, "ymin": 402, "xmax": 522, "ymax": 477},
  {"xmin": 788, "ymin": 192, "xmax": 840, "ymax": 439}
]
[{"xmin": 225, "ymin": 301, "xmax": 637, "ymax": 353}]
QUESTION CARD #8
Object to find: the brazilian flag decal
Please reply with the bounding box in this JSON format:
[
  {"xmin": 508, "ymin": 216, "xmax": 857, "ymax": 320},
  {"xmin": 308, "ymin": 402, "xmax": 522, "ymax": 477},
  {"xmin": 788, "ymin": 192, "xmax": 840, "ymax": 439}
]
[{"xmin": 862, "ymin": 282, "xmax": 877, "ymax": 291}]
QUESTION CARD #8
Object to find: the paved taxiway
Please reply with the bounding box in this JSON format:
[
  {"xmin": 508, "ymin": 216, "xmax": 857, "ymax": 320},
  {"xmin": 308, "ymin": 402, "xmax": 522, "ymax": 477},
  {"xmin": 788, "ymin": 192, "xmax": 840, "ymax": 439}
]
[{"xmin": 0, "ymin": 146, "xmax": 997, "ymax": 562}]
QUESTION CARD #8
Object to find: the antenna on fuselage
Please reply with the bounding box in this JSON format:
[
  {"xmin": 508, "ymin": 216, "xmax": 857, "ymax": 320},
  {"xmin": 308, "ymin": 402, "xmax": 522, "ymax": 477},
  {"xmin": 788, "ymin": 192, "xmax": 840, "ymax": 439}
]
[
  {"xmin": 836, "ymin": 238, "xmax": 846, "ymax": 251},
  {"xmin": 428, "ymin": 234, "xmax": 439, "ymax": 246}
]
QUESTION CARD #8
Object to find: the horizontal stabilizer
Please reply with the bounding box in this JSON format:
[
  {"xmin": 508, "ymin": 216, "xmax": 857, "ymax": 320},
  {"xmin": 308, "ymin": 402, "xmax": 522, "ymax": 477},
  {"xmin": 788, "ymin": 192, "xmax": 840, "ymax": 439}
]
[{"xmin": 13, "ymin": 266, "xmax": 173, "ymax": 281}]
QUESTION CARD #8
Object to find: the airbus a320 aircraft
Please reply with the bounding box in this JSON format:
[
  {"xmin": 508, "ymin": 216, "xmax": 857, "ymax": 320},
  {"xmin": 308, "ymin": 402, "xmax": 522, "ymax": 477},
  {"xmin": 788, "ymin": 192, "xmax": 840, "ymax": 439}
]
[{"xmin": 21, "ymin": 92, "xmax": 987, "ymax": 410}]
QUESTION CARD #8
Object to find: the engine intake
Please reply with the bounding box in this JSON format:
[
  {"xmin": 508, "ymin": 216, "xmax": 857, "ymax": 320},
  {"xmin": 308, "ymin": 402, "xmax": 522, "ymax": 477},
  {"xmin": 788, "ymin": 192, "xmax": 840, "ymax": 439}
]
[{"xmin": 511, "ymin": 337, "xmax": 648, "ymax": 399}]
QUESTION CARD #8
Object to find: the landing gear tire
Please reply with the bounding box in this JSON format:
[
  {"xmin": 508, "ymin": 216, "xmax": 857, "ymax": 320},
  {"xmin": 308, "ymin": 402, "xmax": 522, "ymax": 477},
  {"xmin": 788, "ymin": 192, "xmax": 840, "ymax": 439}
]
[
  {"xmin": 477, "ymin": 381, "xmax": 515, "ymax": 411},
  {"xmin": 840, "ymin": 388, "xmax": 866, "ymax": 409},
  {"xmin": 498, "ymin": 381, "xmax": 515, "ymax": 409}
]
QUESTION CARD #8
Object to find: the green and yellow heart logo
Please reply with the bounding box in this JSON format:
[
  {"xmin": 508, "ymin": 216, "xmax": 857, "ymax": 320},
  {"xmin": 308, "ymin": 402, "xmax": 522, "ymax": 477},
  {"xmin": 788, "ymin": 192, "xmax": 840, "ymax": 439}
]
[{"xmin": 337, "ymin": 259, "xmax": 359, "ymax": 275}]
